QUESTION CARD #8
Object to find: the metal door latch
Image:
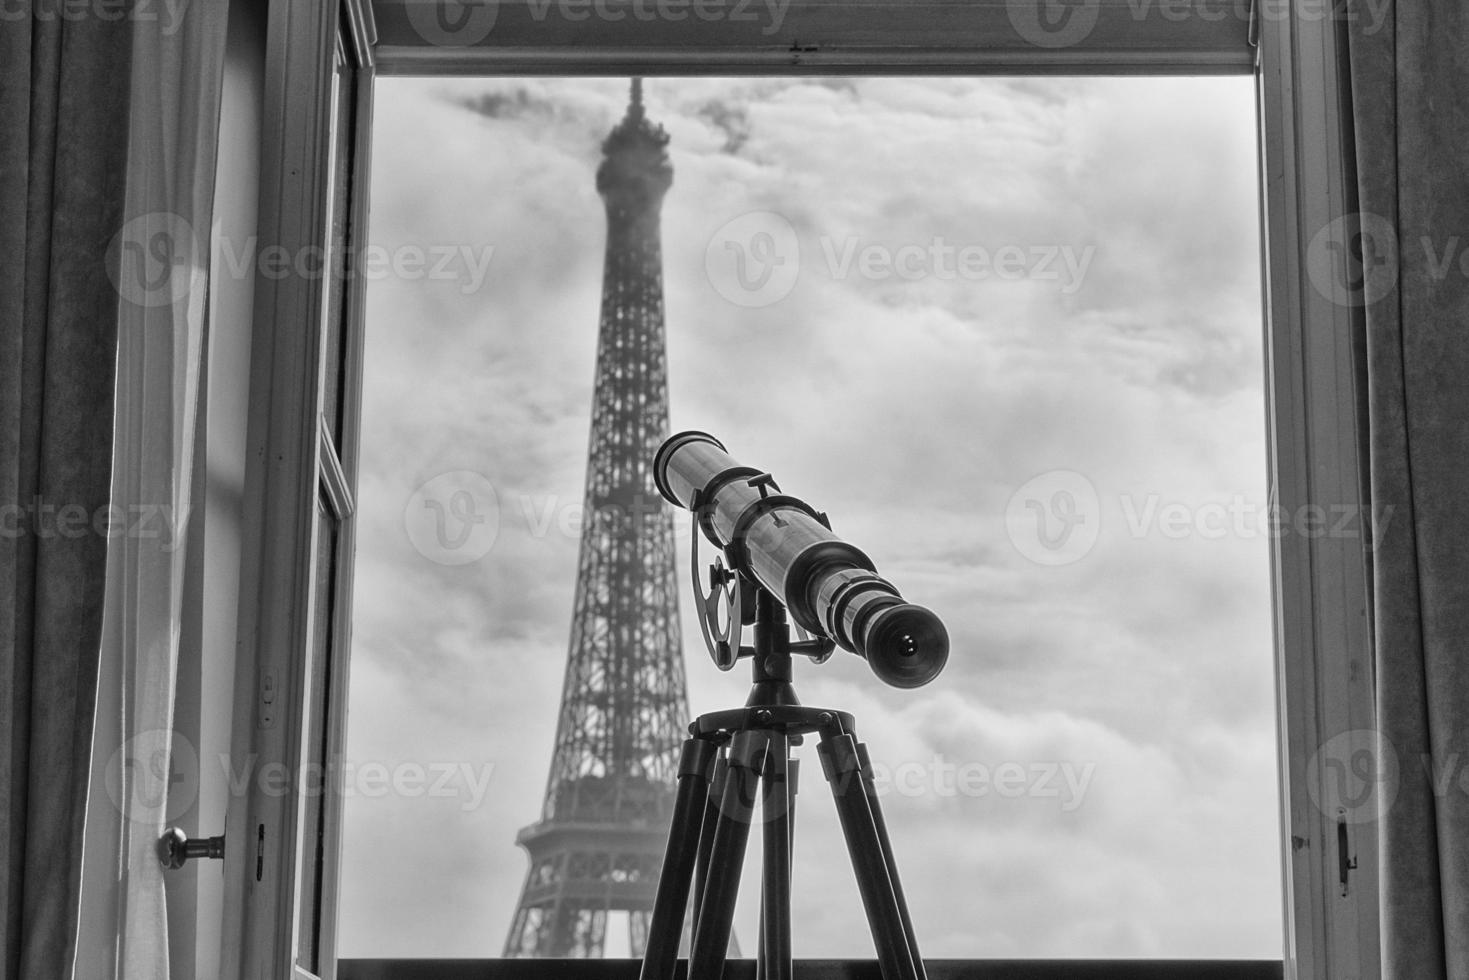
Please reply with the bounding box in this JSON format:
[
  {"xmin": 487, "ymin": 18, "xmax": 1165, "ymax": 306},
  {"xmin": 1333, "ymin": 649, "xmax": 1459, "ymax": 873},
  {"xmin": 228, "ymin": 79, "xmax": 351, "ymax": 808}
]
[{"xmin": 158, "ymin": 827, "xmax": 226, "ymax": 870}]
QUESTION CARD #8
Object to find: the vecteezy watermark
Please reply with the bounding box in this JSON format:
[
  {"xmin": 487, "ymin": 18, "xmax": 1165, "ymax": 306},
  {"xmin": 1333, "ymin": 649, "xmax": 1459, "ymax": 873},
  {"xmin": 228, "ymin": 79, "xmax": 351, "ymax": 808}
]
[
  {"xmin": 109, "ymin": 213, "xmax": 497, "ymax": 305},
  {"xmin": 1124, "ymin": 0, "xmax": 1391, "ymax": 31},
  {"xmin": 706, "ymin": 211, "xmax": 803, "ymax": 308},
  {"xmin": 406, "ymin": 0, "xmax": 791, "ymax": 44},
  {"xmin": 712, "ymin": 754, "xmax": 1097, "ymax": 824},
  {"xmin": 1307, "ymin": 729, "xmax": 1399, "ymax": 825},
  {"xmin": 103, "ymin": 730, "xmax": 499, "ymax": 819},
  {"xmin": 222, "ymin": 756, "xmax": 497, "ymax": 813},
  {"xmin": 518, "ymin": 491, "xmax": 684, "ymax": 540},
  {"xmin": 1006, "ymin": 0, "xmax": 1102, "ymax": 48},
  {"xmin": 105, "ymin": 729, "xmax": 201, "ymax": 825},
  {"xmin": 405, "ymin": 0, "xmax": 501, "ymax": 45},
  {"xmin": 1308, "ymin": 731, "xmax": 1469, "ymax": 826},
  {"xmin": 1005, "ymin": 0, "xmax": 1392, "ymax": 50},
  {"xmin": 706, "ymin": 211, "xmax": 1096, "ymax": 309},
  {"xmin": 215, "ymin": 237, "xmax": 497, "ymax": 296},
  {"xmin": 1305, "ymin": 212, "xmax": 1399, "ymax": 308},
  {"xmin": 1, "ymin": 0, "xmax": 188, "ymax": 34},
  {"xmin": 1306, "ymin": 211, "xmax": 1469, "ymax": 308},
  {"xmin": 820, "ymin": 238, "xmax": 1094, "ymax": 292},
  {"xmin": 402, "ymin": 473, "xmax": 706, "ymax": 566},
  {"xmin": 404, "ymin": 471, "xmax": 502, "ymax": 565},
  {"xmin": 867, "ymin": 756, "xmax": 1096, "ymax": 811},
  {"xmin": 1116, "ymin": 494, "xmax": 1395, "ymax": 545},
  {"xmin": 0, "ymin": 497, "xmax": 187, "ymax": 551},
  {"xmin": 525, "ymin": 0, "xmax": 791, "ymax": 35},
  {"xmin": 1004, "ymin": 470, "xmax": 1395, "ymax": 566},
  {"xmin": 107, "ymin": 211, "xmax": 205, "ymax": 309},
  {"xmin": 1005, "ymin": 470, "xmax": 1103, "ymax": 567}
]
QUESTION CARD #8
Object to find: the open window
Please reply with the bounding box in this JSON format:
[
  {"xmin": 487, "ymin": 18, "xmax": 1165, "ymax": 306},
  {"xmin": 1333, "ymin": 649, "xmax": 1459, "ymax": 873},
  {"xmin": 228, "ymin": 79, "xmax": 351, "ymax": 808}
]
[
  {"xmin": 342, "ymin": 71, "xmax": 1278, "ymax": 963},
  {"xmin": 221, "ymin": 3, "xmax": 376, "ymax": 979},
  {"xmin": 226, "ymin": 2, "xmax": 1376, "ymax": 978}
]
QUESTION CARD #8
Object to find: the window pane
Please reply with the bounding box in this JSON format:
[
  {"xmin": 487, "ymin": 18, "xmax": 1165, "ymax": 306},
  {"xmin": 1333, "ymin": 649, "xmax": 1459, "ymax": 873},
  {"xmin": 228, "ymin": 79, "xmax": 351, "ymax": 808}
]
[
  {"xmin": 342, "ymin": 75, "xmax": 1277, "ymax": 960},
  {"xmin": 319, "ymin": 45, "xmax": 358, "ymax": 449}
]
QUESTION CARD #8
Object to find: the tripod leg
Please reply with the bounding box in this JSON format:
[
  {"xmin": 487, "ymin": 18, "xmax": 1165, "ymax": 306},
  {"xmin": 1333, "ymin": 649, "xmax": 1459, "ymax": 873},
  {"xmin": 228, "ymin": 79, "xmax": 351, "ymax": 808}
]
[
  {"xmin": 818, "ymin": 730, "xmax": 923, "ymax": 980},
  {"xmin": 693, "ymin": 753, "xmax": 728, "ymax": 930},
  {"xmin": 757, "ymin": 757, "xmax": 767, "ymax": 980},
  {"xmin": 690, "ymin": 729, "xmax": 768, "ymax": 979},
  {"xmin": 760, "ymin": 737, "xmax": 793, "ymax": 980},
  {"xmin": 788, "ymin": 756, "xmax": 799, "ymax": 853},
  {"xmin": 857, "ymin": 742, "xmax": 925, "ymax": 975},
  {"xmin": 640, "ymin": 738, "xmax": 717, "ymax": 980}
]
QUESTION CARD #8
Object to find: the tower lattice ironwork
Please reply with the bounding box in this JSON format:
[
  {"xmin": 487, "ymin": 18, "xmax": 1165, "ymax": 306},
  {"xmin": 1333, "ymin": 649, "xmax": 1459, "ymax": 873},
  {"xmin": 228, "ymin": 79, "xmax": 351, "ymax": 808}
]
[{"xmin": 503, "ymin": 79, "xmax": 692, "ymax": 959}]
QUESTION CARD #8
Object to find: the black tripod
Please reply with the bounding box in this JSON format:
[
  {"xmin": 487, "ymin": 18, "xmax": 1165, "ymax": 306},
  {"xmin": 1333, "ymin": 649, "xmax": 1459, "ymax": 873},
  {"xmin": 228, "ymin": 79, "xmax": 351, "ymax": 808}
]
[{"xmin": 639, "ymin": 586, "xmax": 927, "ymax": 980}]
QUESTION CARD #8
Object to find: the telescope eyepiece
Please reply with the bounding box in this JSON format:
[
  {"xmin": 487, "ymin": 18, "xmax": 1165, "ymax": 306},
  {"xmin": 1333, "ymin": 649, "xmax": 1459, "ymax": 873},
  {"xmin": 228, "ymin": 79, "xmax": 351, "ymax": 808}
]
[{"xmin": 859, "ymin": 602, "xmax": 950, "ymax": 689}]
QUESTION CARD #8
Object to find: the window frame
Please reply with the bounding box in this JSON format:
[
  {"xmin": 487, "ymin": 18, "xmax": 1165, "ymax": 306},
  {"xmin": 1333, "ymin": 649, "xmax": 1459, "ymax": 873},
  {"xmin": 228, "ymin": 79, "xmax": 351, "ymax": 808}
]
[
  {"xmin": 367, "ymin": 0, "xmax": 1257, "ymax": 74},
  {"xmin": 226, "ymin": 2, "xmax": 1375, "ymax": 978},
  {"xmin": 1256, "ymin": 8, "xmax": 1377, "ymax": 979},
  {"xmin": 221, "ymin": 2, "xmax": 377, "ymax": 979}
]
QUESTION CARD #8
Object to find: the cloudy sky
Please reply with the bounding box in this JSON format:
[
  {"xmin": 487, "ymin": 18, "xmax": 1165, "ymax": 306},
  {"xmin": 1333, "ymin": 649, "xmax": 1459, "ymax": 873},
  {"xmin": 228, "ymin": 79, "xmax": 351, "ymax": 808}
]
[{"xmin": 339, "ymin": 74, "xmax": 1279, "ymax": 960}]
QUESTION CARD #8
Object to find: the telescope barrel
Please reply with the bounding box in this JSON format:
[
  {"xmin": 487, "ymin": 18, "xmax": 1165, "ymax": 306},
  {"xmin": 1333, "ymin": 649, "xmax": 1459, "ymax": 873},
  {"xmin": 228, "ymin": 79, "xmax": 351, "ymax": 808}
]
[{"xmin": 654, "ymin": 431, "xmax": 948, "ymax": 688}]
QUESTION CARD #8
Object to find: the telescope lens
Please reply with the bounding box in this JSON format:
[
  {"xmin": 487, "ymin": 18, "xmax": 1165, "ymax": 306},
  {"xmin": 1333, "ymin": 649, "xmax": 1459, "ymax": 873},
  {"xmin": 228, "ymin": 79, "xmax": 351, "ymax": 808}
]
[{"xmin": 860, "ymin": 603, "xmax": 949, "ymax": 689}]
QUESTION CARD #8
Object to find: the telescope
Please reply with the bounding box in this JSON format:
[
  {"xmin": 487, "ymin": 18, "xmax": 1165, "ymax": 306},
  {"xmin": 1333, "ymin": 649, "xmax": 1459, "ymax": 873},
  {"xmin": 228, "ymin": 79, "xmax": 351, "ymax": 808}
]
[
  {"xmin": 643, "ymin": 433, "xmax": 945, "ymax": 979},
  {"xmin": 654, "ymin": 430, "xmax": 949, "ymax": 689}
]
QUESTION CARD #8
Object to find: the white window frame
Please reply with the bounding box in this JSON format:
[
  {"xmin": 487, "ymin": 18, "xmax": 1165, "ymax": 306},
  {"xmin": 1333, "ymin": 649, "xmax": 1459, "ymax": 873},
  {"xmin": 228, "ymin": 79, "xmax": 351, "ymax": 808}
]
[
  {"xmin": 224, "ymin": 2, "xmax": 1375, "ymax": 978},
  {"xmin": 221, "ymin": 1, "xmax": 377, "ymax": 979},
  {"xmin": 1256, "ymin": 8, "xmax": 1377, "ymax": 979}
]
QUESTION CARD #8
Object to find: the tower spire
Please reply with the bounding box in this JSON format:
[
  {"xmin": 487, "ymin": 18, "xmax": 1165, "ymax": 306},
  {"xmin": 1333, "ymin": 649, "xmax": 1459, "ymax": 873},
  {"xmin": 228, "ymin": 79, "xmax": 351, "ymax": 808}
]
[{"xmin": 503, "ymin": 80, "xmax": 688, "ymax": 959}]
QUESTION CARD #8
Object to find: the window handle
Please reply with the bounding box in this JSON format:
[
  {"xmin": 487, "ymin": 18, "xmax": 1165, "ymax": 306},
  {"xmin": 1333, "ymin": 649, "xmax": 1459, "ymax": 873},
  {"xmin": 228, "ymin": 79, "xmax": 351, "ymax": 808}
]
[
  {"xmin": 1336, "ymin": 812, "xmax": 1357, "ymax": 896},
  {"xmin": 158, "ymin": 827, "xmax": 226, "ymax": 870}
]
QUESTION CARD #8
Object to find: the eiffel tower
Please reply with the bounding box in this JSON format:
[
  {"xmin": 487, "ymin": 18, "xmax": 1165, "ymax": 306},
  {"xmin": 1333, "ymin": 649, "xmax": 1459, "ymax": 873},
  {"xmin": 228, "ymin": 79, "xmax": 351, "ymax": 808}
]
[{"xmin": 503, "ymin": 79, "xmax": 692, "ymax": 958}]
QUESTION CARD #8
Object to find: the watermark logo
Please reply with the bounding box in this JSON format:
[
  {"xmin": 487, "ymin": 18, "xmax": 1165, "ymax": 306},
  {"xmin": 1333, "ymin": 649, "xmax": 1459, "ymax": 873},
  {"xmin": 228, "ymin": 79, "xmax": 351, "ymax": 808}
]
[
  {"xmin": 1005, "ymin": 469, "xmax": 1102, "ymax": 566},
  {"xmin": 1, "ymin": 0, "xmax": 188, "ymax": 34},
  {"xmin": 405, "ymin": 0, "xmax": 499, "ymax": 45},
  {"xmin": 1306, "ymin": 211, "xmax": 1398, "ymax": 308},
  {"xmin": 223, "ymin": 756, "xmax": 497, "ymax": 812},
  {"xmin": 821, "ymin": 239, "xmax": 1094, "ymax": 292},
  {"xmin": 107, "ymin": 211, "xmax": 204, "ymax": 309},
  {"xmin": 720, "ymin": 753, "xmax": 1097, "ymax": 823},
  {"xmin": 1006, "ymin": 0, "xmax": 1101, "ymax": 48},
  {"xmin": 870, "ymin": 756, "xmax": 1095, "ymax": 811},
  {"xmin": 104, "ymin": 728, "xmax": 200, "ymax": 824},
  {"xmin": 1, "ymin": 497, "xmax": 187, "ymax": 551},
  {"xmin": 1307, "ymin": 728, "xmax": 1398, "ymax": 825},
  {"xmin": 1004, "ymin": 474, "xmax": 1394, "ymax": 567},
  {"xmin": 404, "ymin": 471, "xmax": 501, "ymax": 565},
  {"xmin": 406, "ymin": 0, "xmax": 792, "ymax": 38},
  {"xmin": 1123, "ymin": 0, "xmax": 1392, "ymax": 35},
  {"xmin": 705, "ymin": 212, "xmax": 1095, "ymax": 308},
  {"xmin": 1118, "ymin": 495, "xmax": 1393, "ymax": 546},
  {"xmin": 706, "ymin": 210, "xmax": 801, "ymax": 308},
  {"xmin": 214, "ymin": 238, "xmax": 497, "ymax": 295}
]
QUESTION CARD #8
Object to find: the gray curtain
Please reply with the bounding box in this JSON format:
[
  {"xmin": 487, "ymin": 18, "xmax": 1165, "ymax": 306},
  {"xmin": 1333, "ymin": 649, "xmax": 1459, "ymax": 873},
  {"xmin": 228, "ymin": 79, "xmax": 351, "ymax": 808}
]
[
  {"xmin": 0, "ymin": 9, "xmax": 135, "ymax": 980},
  {"xmin": 1349, "ymin": 2, "xmax": 1469, "ymax": 977}
]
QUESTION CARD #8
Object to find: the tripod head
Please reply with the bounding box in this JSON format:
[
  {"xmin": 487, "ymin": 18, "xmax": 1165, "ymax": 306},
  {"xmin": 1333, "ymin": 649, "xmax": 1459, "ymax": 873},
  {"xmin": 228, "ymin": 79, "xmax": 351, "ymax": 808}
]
[{"xmin": 654, "ymin": 431, "xmax": 949, "ymax": 689}]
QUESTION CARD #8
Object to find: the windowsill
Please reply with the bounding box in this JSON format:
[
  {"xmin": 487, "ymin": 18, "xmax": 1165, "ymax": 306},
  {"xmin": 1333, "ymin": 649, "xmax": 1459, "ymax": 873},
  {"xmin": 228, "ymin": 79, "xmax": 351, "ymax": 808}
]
[{"xmin": 339, "ymin": 958, "xmax": 1284, "ymax": 979}]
